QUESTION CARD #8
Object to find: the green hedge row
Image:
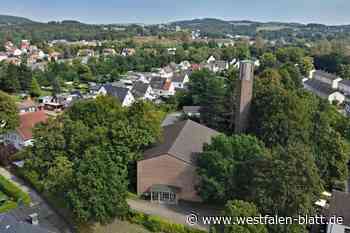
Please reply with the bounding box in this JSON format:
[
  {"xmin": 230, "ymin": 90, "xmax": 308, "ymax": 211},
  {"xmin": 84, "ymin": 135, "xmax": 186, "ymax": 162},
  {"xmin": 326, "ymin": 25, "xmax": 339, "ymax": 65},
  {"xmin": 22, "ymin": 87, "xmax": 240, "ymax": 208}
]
[
  {"xmin": 0, "ymin": 174, "xmax": 31, "ymax": 206},
  {"xmin": 127, "ymin": 210, "xmax": 206, "ymax": 233},
  {"xmin": 0, "ymin": 200, "xmax": 17, "ymax": 213}
]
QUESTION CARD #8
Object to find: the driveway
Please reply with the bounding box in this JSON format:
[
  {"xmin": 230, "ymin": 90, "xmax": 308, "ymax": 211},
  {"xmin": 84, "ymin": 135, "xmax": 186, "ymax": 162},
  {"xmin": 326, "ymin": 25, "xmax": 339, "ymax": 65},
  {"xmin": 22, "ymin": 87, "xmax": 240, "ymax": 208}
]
[
  {"xmin": 0, "ymin": 167, "xmax": 73, "ymax": 233},
  {"xmin": 128, "ymin": 199, "xmax": 222, "ymax": 231}
]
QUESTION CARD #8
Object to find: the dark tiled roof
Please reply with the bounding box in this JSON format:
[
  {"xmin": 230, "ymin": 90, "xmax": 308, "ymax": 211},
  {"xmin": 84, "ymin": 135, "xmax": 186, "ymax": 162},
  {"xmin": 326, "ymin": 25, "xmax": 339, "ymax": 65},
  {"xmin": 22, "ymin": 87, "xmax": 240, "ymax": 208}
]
[
  {"xmin": 172, "ymin": 73, "xmax": 187, "ymax": 83},
  {"xmin": 132, "ymin": 81, "xmax": 150, "ymax": 98},
  {"xmin": 314, "ymin": 70, "xmax": 340, "ymax": 81},
  {"xmin": 150, "ymin": 76, "xmax": 166, "ymax": 90},
  {"xmin": 143, "ymin": 120, "xmax": 220, "ymax": 164},
  {"xmin": 326, "ymin": 191, "xmax": 350, "ymax": 226},
  {"xmin": 304, "ymin": 79, "xmax": 336, "ymax": 96},
  {"xmin": 103, "ymin": 84, "xmax": 130, "ymax": 103},
  {"xmin": 0, "ymin": 214, "xmax": 51, "ymax": 233}
]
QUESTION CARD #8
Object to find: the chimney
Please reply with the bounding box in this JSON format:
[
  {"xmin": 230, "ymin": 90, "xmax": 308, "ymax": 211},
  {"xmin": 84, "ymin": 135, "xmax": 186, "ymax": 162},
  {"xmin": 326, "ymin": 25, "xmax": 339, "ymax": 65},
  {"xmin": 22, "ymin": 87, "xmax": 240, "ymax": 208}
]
[{"xmin": 234, "ymin": 60, "xmax": 255, "ymax": 134}]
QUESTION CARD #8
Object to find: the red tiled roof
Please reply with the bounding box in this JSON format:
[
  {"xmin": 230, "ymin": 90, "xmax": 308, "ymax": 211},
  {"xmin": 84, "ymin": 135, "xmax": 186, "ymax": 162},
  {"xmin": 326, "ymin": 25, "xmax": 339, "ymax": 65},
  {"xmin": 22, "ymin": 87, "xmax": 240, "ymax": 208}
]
[
  {"xmin": 17, "ymin": 111, "xmax": 48, "ymax": 141},
  {"xmin": 163, "ymin": 80, "xmax": 172, "ymax": 91}
]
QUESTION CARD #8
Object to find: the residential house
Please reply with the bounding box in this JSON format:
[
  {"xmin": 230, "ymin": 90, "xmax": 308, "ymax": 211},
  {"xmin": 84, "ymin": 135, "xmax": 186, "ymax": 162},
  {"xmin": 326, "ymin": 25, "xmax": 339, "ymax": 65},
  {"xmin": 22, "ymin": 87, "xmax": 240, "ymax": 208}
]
[
  {"xmin": 207, "ymin": 55, "xmax": 216, "ymax": 63},
  {"xmin": 183, "ymin": 106, "xmax": 201, "ymax": 117},
  {"xmin": 150, "ymin": 77, "xmax": 175, "ymax": 97},
  {"xmin": 159, "ymin": 66, "xmax": 174, "ymax": 79},
  {"xmin": 324, "ymin": 191, "xmax": 350, "ymax": 233},
  {"xmin": 17, "ymin": 99, "xmax": 38, "ymax": 114},
  {"xmin": 131, "ymin": 81, "xmax": 155, "ymax": 101},
  {"xmin": 77, "ymin": 49, "xmax": 94, "ymax": 57},
  {"xmin": 172, "ymin": 72, "xmax": 189, "ymax": 89},
  {"xmin": 313, "ymin": 70, "xmax": 342, "ymax": 89},
  {"xmin": 98, "ymin": 84, "xmax": 135, "ymax": 106},
  {"xmin": 167, "ymin": 48, "xmax": 177, "ymax": 55},
  {"xmin": 137, "ymin": 120, "xmax": 220, "ymax": 204},
  {"xmin": 102, "ymin": 48, "xmax": 116, "ymax": 56},
  {"xmin": 206, "ymin": 60, "xmax": 229, "ymax": 73},
  {"xmin": 179, "ymin": 61, "xmax": 191, "ymax": 70},
  {"xmin": 121, "ymin": 48, "xmax": 136, "ymax": 56},
  {"xmin": 303, "ymin": 79, "xmax": 345, "ymax": 104},
  {"xmin": 3, "ymin": 111, "xmax": 48, "ymax": 150}
]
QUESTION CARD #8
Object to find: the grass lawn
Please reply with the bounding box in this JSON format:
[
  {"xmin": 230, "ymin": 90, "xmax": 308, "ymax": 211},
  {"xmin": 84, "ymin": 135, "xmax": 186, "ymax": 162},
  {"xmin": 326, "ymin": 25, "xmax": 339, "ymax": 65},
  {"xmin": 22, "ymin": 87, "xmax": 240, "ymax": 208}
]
[{"xmin": 79, "ymin": 220, "xmax": 151, "ymax": 233}]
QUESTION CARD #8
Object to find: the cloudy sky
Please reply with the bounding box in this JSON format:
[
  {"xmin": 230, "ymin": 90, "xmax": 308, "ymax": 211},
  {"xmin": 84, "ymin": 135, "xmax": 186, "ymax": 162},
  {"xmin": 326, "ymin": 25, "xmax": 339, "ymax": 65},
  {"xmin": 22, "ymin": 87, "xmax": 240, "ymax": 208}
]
[{"xmin": 2, "ymin": 0, "xmax": 350, "ymax": 25}]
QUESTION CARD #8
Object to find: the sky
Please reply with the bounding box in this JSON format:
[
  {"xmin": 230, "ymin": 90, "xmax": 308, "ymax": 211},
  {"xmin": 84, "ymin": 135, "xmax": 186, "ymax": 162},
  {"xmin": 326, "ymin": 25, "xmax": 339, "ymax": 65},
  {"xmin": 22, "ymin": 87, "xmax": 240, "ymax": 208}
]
[{"xmin": 2, "ymin": 0, "xmax": 350, "ymax": 25}]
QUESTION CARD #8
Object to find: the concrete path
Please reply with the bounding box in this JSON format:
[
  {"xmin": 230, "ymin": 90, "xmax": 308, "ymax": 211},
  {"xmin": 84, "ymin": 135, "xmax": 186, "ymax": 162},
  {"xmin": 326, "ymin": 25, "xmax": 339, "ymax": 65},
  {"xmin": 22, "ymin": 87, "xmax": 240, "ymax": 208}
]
[
  {"xmin": 128, "ymin": 199, "xmax": 222, "ymax": 231},
  {"xmin": 0, "ymin": 167, "xmax": 73, "ymax": 233}
]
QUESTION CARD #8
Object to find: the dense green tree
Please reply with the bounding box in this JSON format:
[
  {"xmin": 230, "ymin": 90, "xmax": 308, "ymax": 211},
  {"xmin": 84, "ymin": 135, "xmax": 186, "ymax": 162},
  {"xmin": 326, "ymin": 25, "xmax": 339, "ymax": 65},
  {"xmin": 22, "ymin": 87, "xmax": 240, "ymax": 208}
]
[
  {"xmin": 299, "ymin": 56, "xmax": 314, "ymax": 77},
  {"xmin": 67, "ymin": 146, "xmax": 129, "ymax": 223},
  {"xmin": 0, "ymin": 63, "xmax": 20, "ymax": 93},
  {"xmin": 197, "ymin": 134, "xmax": 269, "ymax": 203},
  {"xmin": 250, "ymin": 80, "xmax": 311, "ymax": 147},
  {"xmin": 24, "ymin": 96, "xmax": 164, "ymax": 223},
  {"xmin": 254, "ymin": 143, "xmax": 322, "ymax": 233},
  {"xmin": 29, "ymin": 78, "xmax": 42, "ymax": 97},
  {"xmin": 311, "ymin": 102, "xmax": 350, "ymax": 190},
  {"xmin": 260, "ymin": 52, "xmax": 277, "ymax": 70},
  {"xmin": 222, "ymin": 200, "xmax": 268, "ymax": 233},
  {"xmin": 0, "ymin": 91, "xmax": 19, "ymax": 134}
]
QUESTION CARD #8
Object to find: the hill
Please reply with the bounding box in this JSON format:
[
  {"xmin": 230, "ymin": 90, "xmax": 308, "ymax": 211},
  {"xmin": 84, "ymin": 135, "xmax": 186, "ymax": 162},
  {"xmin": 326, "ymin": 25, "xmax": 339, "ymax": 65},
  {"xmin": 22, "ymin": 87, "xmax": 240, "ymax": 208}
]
[{"xmin": 0, "ymin": 15, "xmax": 35, "ymax": 26}]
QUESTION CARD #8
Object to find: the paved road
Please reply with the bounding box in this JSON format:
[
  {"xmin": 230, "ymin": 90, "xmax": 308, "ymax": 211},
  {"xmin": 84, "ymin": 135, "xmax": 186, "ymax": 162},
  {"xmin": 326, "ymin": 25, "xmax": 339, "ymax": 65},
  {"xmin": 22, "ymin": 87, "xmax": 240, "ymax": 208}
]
[
  {"xmin": 0, "ymin": 167, "xmax": 73, "ymax": 233},
  {"xmin": 128, "ymin": 199, "xmax": 222, "ymax": 231}
]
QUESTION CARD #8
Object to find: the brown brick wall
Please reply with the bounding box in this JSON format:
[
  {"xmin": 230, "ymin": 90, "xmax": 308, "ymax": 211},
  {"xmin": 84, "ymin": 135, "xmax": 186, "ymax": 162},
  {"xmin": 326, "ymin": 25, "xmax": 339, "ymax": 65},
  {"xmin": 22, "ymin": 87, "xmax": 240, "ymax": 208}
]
[{"xmin": 137, "ymin": 154, "xmax": 202, "ymax": 202}]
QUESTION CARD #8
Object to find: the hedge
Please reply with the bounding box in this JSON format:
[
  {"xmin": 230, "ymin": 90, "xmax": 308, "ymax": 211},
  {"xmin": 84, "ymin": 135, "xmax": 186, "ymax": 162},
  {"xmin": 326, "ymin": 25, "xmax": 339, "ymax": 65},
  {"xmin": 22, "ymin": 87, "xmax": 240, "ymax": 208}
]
[
  {"xmin": 0, "ymin": 200, "xmax": 17, "ymax": 213},
  {"xmin": 127, "ymin": 210, "xmax": 206, "ymax": 233},
  {"xmin": 0, "ymin": 174, "xmax": 31, "ymax": 206}
]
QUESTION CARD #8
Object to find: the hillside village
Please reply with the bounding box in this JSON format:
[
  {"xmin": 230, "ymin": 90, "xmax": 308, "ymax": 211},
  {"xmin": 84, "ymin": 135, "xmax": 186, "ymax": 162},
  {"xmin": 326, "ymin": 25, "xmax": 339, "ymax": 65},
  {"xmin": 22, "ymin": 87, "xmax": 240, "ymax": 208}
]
[{"xmin": 1, "ymin": 18, "xmax": 350, "ymax": 233}]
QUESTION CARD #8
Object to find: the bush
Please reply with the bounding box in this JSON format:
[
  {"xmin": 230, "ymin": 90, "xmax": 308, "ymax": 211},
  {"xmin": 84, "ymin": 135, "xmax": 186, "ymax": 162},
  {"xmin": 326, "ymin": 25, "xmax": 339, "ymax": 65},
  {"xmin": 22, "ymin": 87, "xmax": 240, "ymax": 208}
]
[
  {"xmin": 0, "ymin": 200, "xmax": 17, "ymax": 213},
  {"xmin": 0, "ymin": 175, "xmax": 31, "ymax": 206},
  {"xmin": 127, "ymin": 210, "xmax": 206, "ymax": 233},
  {"xmin": 14, "ymin": 168, "xmax": 44, "ymax": 192}
]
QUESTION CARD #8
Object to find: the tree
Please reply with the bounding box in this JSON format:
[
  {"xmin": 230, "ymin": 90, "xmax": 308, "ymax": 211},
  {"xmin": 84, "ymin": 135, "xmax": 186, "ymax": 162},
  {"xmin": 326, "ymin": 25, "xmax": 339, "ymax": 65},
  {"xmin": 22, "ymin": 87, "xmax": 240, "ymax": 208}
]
[
  {"xmin": 250, "ymin": 81, "xmax": 311, "ymax": 147},
  {"xmin": 299, "ymin": 56, "xmax": 314, "ymax": 77},
  {"xmin": 222, "ymin": 200, "xmax": 268, "ymax": 233},
  {"xmin": 311, "ymin": 102, "xmax": 350, "ymax": 190},
  {"xmin": 24, "ymin": 96, "xmax": 164, "ymax": 223},
  {"xmin": 253, "ymin": 143, "xmax": 321, "ymax": 233},
  {"xmin": 260, "ymin": 52, "xmax": 277, "ymax": 70},
  {"xmin": 197, "ymin": 134, "xmax": 269, "ymax": 203},
  {"xmin": 29, "ymin": 78, "xmax": 42, "ymax": 97},
  {"xmin": 67, "ymin": 146, "xmax": 129, "ymax": 223},
  {"xmin": 254, "ymin": 143, "xmax": 322, "ymax": 218},
  {"xmin": 0, "ymin": 63, "xmax": 20, "ymax": 93},
  {"xmin": 0, "ymin": 91, "xmax": 19, "ymax": 134},
  {"xmin": 339, "ymin": 64, "xmax": 350, "ymax": 80}
]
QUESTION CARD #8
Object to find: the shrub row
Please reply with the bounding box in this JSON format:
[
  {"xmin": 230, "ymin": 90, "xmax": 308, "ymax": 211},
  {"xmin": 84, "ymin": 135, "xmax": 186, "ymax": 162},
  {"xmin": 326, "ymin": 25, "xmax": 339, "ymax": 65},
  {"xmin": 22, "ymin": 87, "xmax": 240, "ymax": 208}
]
[
  {"xmin": 0, "ymin": 174, "xmax": 31, "ymax": 206},
  {"xmin": 0, "ymin": 200, "xmax": 17, "ymax": 213},
  {"xmin": 127, "ymin": 210, "xmax": 206, "ymax": 233}
]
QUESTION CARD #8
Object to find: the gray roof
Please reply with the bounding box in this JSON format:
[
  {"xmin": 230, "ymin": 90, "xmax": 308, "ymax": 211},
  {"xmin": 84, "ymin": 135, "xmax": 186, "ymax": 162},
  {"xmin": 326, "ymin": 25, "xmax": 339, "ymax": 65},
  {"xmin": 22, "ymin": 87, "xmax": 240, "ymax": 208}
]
[
  {"xmin": 103, "ymin": 84, "xmax": 131, "ymax": 103},
  {"xmin": 0, "ymin": 214, "xmax": 51, "ymax": 233},
  {"xmin": 143, "ymin": 120, "xmax": 220, "ymax": 164},
  {"xmin": 183, "ymin": 106, "xmax": 201, "ymax": 114},
  {"xmin": 340, "ymin": 79, "xmax": 350, "ymax": 86},
  {"xmin": 150, "ymin": 76, "xmax": 166, "ymax": 90},
  {"xmin": 304, "ymin": 79, "xmax": 336, "ymax": 96},
  {"xmin": 172, "ymin": 73, "xmax": 187, "ymax": 83},
  {"xmin": 314, "ymin": 70, "xmax": 340, "ymax": 81},
  {"xmin": 326, "ymin": 191, "xmax": 350, "ymax": 226},
  {"xmin": 132, "ymin": 81, "xmax": 150, "ymax": 98}
]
